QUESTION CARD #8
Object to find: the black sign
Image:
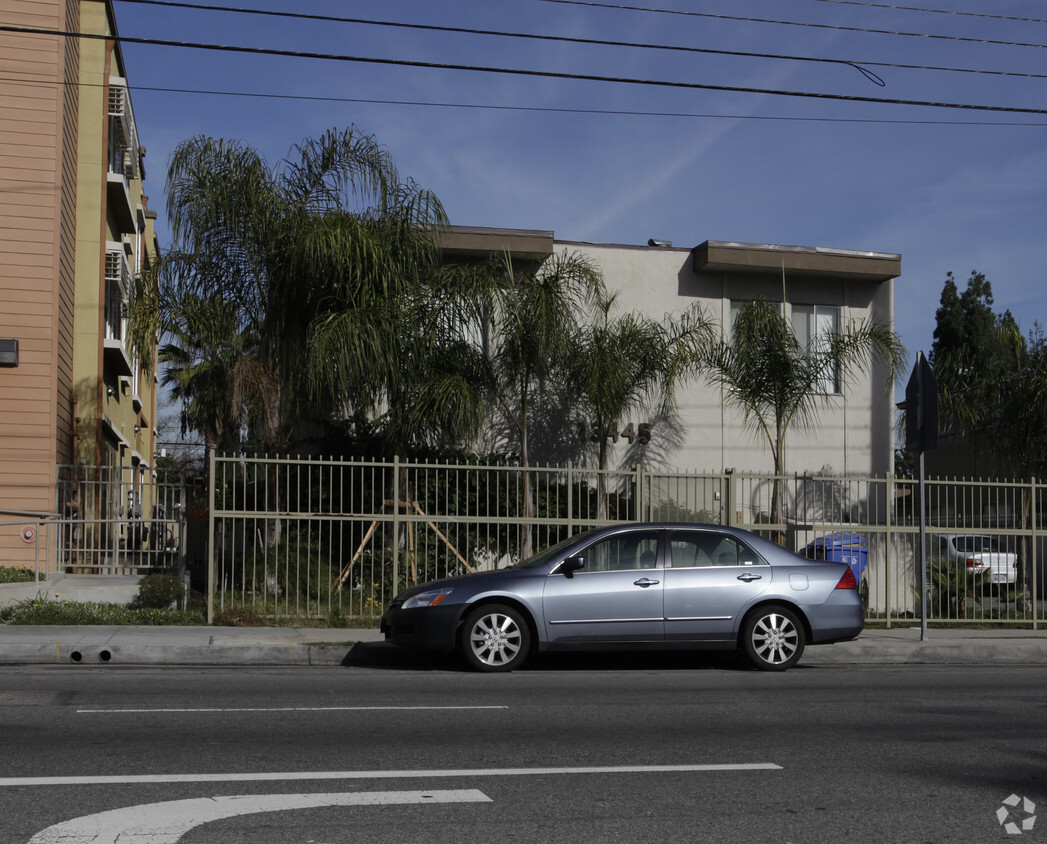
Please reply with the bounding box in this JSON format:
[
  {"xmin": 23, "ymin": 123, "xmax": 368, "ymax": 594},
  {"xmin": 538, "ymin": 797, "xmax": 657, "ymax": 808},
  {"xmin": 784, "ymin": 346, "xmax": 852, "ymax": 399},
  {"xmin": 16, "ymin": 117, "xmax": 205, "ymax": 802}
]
[{"xmin": 904, "ymin": 351, "xmax": 939, "ymax": 453}]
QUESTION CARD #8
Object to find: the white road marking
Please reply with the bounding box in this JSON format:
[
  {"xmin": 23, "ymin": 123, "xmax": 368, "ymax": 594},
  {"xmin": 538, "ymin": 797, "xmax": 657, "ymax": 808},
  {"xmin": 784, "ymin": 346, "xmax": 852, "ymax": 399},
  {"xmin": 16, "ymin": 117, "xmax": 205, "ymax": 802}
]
[
  {"xmin": 27, "ymin": 789, "xmax": 491, "ymax": 844},
  {"xmin": 0, "ymin": 763, "xmax": 781, "ymax": 787},
  {"xmin": 76, "ymin": 705, "xmax": 509, "ymax": 714}
]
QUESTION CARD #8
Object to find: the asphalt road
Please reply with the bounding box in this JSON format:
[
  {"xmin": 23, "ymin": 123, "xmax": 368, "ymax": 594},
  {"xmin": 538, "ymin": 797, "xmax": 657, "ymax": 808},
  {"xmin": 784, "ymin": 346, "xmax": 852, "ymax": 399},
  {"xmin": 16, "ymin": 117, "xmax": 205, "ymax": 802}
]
[{"xmin": 1, "ymin": 661, "xmax": 1043, "ymax": 843}]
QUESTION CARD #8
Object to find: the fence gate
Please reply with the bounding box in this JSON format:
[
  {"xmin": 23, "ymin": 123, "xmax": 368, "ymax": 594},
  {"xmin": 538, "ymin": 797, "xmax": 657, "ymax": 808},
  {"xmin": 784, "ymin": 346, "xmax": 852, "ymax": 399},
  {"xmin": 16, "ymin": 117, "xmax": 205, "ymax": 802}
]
[{"xmin": 56, "ymin": 464, "xmax": 187, "ymax": 575}]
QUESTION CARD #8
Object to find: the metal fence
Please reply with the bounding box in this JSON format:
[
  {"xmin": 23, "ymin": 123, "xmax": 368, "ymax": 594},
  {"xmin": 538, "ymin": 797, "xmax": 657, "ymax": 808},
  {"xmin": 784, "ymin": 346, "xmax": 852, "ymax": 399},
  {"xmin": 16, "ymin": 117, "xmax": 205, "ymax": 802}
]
[
  {"xmin": 54, "ymin": 464, "xmax": 188, "ymax": 575},
  {"xmin": 206, "ymin": 453, "xmax": 1044, "ymax": 627},
  {"xmin": 0, "ymin": 512, "xmax": 58, "ymax": 581}
]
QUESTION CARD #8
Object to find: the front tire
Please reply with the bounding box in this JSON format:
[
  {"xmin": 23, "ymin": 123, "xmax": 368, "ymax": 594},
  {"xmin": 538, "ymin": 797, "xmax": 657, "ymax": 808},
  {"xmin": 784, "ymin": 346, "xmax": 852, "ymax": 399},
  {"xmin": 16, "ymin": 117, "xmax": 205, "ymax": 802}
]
[
  {"xmin": 742, "ymin": 605, "xmax": 805, "ymax": 671},
  {"xmin": 460, "ymin": 604, "xmax": 531, "ymax": 672}
]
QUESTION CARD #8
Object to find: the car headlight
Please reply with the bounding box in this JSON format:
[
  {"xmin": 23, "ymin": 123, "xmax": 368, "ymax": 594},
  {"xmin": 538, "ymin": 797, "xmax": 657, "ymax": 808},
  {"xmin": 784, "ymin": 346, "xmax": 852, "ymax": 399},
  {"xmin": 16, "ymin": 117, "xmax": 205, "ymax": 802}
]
[{"xmin": 401, "ymin": 587, "xmax": 454, "ymax": 609}]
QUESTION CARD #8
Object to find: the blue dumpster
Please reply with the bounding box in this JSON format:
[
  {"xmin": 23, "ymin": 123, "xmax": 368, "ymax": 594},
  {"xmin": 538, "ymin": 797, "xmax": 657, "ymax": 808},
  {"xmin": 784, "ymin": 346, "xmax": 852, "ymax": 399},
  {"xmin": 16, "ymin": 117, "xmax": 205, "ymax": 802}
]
[{"xmin": 805, "ymin": 531, "xmax": 868, "ymax": 585}]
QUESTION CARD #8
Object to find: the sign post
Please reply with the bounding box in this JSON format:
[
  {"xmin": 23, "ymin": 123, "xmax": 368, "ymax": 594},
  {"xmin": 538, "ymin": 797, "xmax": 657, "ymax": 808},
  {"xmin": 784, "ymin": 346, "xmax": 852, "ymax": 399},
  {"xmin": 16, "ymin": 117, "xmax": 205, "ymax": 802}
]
[{"xmin": 905, "ymin": 352, "xmax": 939, "ymax": 641}]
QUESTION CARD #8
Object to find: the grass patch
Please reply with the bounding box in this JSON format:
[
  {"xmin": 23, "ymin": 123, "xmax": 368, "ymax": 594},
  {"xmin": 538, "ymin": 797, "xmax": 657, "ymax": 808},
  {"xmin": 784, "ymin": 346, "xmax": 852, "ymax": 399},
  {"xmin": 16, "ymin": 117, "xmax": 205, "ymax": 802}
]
[
  {"xmin": 0, "ymin": 598, "xmax": 205, "ymax": 626},
  {"xmin": 0, "ymin": 594, "xmax": 378, "ymax": 628},
  {"xmin": 0, "ymin": 567, "xmax": 44, "ymax": 584}
]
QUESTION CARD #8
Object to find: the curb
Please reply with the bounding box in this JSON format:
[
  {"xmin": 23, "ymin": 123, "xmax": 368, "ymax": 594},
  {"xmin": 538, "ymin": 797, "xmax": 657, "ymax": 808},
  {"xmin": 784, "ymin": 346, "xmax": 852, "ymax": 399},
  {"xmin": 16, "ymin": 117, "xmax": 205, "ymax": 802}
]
[{"xmin": 0, "ymin": 642, "xmax": 358, "ymax": 667}]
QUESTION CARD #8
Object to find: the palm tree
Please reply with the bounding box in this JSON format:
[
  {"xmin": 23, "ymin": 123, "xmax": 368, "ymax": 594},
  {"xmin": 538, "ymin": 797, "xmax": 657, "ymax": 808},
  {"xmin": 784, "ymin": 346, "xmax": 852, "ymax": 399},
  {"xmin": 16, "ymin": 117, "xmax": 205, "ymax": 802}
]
[
  {"xmin": 128, "ymin": 127, "xmax": 458, "ymax": 553},
  {"xmin": 571, "ymin": 295, "xmax": 714, "ymax": 474},
  {"xmin": 485, "ymin": 250, "xmax": 605, "ymax": 558},
  {"xmin": 157, "ymin": 292, "xmax": 246, "ymax": 455},
  {"xmin": 131, "ymin": 127, "xmax": 454, "ymax": 456},
  {"xmin": 703, "ymin": 297, "xmax": 906, "ymax": 532},
  {"xmin": 307, "ymin": 259, "xmax": 492, "ymax": 456}
]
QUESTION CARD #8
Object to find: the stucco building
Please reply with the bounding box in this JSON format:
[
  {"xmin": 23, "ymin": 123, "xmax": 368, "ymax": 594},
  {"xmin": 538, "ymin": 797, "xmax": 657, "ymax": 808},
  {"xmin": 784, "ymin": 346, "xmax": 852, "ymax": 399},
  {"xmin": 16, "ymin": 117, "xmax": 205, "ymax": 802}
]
[
  {"xmin": 0, "ymin": 0, "xmax": 159, "ymax": 567},
  {"xmin": 444, "ymin": 227, "xmax": 900, "ymax": 478}
]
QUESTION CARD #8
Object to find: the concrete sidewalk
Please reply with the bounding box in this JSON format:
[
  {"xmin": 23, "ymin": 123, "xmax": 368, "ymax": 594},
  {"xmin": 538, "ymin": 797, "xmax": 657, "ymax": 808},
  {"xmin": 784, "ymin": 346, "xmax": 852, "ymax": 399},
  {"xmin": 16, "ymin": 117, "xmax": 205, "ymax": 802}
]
[
  {"xmin": 0, "ymin": 624, "xmax": 381, "ymax": 667},
  {"xmin": 3, "ymin": 574, "xmax": 1047, "ymax": 668},
  {"xmin": 1, "ymin": 624, "xmax": 1046, "ymax": 668}
]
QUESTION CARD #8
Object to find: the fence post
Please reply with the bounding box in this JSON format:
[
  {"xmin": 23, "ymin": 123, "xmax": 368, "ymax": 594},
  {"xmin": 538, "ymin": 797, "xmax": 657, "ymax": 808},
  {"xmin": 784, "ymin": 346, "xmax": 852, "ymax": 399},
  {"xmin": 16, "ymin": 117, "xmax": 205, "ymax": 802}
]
[
  {"xmin": 206, "ymin": 449, "xmax": 216, "ymax": 625},
  {"xmin": 393, "ymin": 455, "xmax": 401, "ymax": 592},
  {"xmin": 1033, "ymin": 476, "xmax": 1039, "ymax": 631},
  {"xmin": 724, "ymin": 468, "xmax": 736, "ymax": 527},
  {"xmin": 567, "ymin": 462, "xmax": 574, "ymax": 534},
  {"xmin": 884, "ymin": 473, "xmax": 892, "ymax": 628},
  {"xmin": 634, "ymin": 465, "xmax": 643, "ymax": 522}
]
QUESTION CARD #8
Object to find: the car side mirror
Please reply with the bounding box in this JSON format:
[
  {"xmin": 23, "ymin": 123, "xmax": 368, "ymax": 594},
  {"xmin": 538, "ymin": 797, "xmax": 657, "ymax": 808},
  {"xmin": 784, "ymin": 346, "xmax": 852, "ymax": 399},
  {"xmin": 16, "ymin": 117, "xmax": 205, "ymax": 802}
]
[{"xmin": 560, "ymin": 557, "xmax": 584, "ymax": 578}]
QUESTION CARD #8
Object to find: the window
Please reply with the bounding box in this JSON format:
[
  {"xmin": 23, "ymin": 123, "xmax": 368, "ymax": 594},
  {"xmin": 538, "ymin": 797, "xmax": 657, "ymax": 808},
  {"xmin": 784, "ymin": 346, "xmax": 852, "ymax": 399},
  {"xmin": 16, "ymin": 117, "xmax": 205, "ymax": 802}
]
[
  {"xmin": 107, "ymin": 79, "xmax": 140, "ymax": 182},
  {"xmin": 104, "ymin": 249, "xmax": 130, "ymax": 343},
  {"xmin": 791, "ymin": 304, "xmax": 840, "ymax": 393},
  {"xmin": 669, "ymin": 531, "xmax": 764, "ymax": 567},
  {"xmin": 729, "ymin": 299, "xmax": 782, "ymax": 331},
  {"xmin": 576, "ymin": 531, "xmax": 661, "ymax": 572}
]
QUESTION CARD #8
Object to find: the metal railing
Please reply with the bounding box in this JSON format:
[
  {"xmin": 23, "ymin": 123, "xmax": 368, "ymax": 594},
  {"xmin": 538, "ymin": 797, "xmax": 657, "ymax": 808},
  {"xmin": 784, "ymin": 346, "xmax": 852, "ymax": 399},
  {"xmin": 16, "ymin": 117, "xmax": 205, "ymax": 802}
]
[
  {"xmin": 55, "ymin": 465, "xmax": 187, "ymax": 576},
  {"xmin": 205, "ymin": 454, "xmax": 1044, "ymax": 626},
  {"xmin": 0, "ymin": 511, "xmax": 58, "ymax": 581}
]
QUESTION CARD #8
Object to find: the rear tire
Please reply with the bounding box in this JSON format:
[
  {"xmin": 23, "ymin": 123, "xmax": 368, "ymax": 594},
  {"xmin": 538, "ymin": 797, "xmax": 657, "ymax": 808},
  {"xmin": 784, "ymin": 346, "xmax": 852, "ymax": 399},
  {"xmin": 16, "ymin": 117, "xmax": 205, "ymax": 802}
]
[
  {"xmin": 460, "ymin": 604, "xmax": 531, "ymax": 672},
  {"xmin": 742, "ymin": 605, "xmax": 805, "ymax": 671}
]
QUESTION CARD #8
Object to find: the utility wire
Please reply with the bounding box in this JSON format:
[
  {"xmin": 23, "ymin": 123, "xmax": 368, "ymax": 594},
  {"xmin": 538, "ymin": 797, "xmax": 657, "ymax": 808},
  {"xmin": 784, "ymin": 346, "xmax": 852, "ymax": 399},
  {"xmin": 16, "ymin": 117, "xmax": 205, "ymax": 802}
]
[
  {"xmin": 111, "ymin": 0, "xmax": 1047, "ymax": 83},
  {"xmin": 4, "ymin": 74, "xmax": 1045, "ymax": 127},
  {"xmin": 4, "ymin": 24, "xmax": 1046, "ymax": 116},
  {"xmin": 539, "ymin": 0, "xmax": 1047, "ymax": 50},
  {"xmin": 113, "ymin": 0, "xmax": 884, "ymax": 87},
  {"xmin": 804, "ymin": 0, "xmax": 1047, "ymax": 25}
]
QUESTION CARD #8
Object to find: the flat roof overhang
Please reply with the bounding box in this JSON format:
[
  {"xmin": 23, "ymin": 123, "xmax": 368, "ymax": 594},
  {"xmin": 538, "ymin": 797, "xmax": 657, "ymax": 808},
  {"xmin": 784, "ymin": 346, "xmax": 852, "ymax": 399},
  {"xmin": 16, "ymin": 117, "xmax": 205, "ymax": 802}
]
[
  {"xmin": 693, "ymin": 241, "xmax": 901, "ymax": 281},
  {"xmin": 442, "ymin": 226, "xmax": 555, "ymax": 262}
]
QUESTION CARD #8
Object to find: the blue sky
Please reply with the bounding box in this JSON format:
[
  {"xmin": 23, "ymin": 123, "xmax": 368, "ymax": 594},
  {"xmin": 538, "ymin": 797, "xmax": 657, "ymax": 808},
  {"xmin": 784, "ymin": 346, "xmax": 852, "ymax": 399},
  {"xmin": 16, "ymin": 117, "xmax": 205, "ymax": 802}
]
[{"xmin": 112, "ymin": 0, "xmax": 1047, "ymax": 366}]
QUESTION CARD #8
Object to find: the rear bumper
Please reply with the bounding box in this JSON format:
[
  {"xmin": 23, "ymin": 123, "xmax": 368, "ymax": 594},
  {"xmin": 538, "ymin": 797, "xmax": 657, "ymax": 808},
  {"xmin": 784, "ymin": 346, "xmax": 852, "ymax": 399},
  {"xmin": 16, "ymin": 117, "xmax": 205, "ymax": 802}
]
[{"xmin": 807, "ymin": 597, "xmax": 865, "ymax": 645}]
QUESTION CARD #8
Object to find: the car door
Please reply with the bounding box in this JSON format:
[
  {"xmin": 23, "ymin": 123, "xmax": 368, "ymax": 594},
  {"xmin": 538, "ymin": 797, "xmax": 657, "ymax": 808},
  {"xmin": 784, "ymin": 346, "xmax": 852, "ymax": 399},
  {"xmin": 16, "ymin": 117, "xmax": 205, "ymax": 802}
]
[
  {"xmin": 662, "ymin": 529, "xmax": 771, "ymax": 642},
  {"xmin": 542, "ymin": 529, "xmax": 664, "ymax": 644}
]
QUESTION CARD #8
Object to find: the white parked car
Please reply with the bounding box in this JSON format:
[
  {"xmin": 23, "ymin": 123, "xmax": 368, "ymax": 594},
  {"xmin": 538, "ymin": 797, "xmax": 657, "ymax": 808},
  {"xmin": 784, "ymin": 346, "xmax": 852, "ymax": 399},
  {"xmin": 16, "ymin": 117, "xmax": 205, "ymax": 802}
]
[{"xmin": 938, "ymin": 535, "xmax": 1017, "ymax": 585}]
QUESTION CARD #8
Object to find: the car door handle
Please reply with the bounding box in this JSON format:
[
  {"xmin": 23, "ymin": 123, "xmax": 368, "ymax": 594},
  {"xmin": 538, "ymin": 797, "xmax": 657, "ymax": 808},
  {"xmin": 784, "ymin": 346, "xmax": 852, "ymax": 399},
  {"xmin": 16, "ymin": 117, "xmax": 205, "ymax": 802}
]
[
  {"xmin": 736, "ymin": 573, "xmax": 762, "ymax": 582},
  {"xmin": 633, "ymin": 578, "xmax": 660, "ymax": 587}
]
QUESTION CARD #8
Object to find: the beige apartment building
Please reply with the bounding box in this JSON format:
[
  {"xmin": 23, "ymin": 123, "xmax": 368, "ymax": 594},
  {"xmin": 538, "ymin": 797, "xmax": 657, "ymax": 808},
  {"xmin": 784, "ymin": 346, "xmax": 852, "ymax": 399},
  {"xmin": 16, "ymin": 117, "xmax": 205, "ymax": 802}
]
[
  {"xmin": 444, "ymin": 227, "xmax": 900, "ymax": 478},
  {"xmin": 0, "ymin": 0, "xmax": 159, "ymax": 568}
]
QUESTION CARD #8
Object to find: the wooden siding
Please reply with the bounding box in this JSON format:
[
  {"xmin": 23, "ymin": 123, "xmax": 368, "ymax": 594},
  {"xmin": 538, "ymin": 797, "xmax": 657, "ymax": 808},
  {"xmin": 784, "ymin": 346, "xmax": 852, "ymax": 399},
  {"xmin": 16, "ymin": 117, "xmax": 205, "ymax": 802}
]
[
  {"xmin": 56, "ymin": 0, "xmax": 79, "ymax": 466},
  {"xmin": 0, "ymin": 0, "xmax": 67, "ymax": 566}
]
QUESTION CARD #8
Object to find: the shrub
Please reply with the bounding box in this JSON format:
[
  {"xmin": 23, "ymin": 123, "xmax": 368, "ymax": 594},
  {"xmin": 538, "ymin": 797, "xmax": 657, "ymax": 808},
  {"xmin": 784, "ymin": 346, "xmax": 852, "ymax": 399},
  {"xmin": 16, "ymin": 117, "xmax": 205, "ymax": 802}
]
[
  {"xmin": 0, "ymin": 598, "xmax": 201, "ymax": 625},
  {"xmin": 0, "ymin": 567, "xmax": 43, "ymax": 584},
  {"xmin": 134, "ymin": 574, "xmax": 186, "ymax": 609}
]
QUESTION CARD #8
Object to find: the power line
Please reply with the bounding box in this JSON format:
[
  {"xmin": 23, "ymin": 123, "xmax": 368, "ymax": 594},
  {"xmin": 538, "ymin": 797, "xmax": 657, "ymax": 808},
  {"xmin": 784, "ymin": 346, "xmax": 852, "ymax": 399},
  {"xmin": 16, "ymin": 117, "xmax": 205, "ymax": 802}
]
[
  {"xmin": 115, "ymin": 0, "xmax": 887, "ymax": 86},
  {"xmin": 4, "ymin": 24, "xmax": 1046, "ymax": 116},
  {"xmin": 804, "ymin": 0, "xmax": 1047, "ymax": 25},
  {"xmin": 111, "ymin": 0, "xmax": 1047, "ymax": 84},
  {"xmin": 539, "ymin": 0, "xmax": 1047, "ymax": 50},
  {"xmin": 4, "ymin": 73, "xmax": 1045, "ymax": 127}
]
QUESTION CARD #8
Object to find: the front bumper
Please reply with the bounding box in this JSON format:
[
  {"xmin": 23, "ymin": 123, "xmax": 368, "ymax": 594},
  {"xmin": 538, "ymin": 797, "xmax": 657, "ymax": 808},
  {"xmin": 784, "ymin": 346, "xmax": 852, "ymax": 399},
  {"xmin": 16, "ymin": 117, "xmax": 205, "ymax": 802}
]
[{"xmin": 380, "ymin": 603, "xmax": 464, "ymax": 651}]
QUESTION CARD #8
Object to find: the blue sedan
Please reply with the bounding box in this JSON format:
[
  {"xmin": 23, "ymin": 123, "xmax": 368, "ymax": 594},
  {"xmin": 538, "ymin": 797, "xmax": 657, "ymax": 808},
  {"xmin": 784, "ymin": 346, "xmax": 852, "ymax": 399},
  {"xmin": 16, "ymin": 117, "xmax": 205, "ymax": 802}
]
[{"xmin": 380, "ymin": 523, "xmax": 863, "ymax": 671}]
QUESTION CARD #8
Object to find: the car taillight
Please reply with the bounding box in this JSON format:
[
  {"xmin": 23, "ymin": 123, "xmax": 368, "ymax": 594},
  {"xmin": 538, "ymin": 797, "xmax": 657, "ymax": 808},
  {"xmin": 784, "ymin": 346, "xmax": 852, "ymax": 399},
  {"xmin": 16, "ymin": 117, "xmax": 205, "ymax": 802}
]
[
  {"xmin": 965, "ymin": 557, "xmax": 982, "ymax": 569},
  {"xmin": 835, "ymin": 568, "xmax": 858, "ymax": 590}
]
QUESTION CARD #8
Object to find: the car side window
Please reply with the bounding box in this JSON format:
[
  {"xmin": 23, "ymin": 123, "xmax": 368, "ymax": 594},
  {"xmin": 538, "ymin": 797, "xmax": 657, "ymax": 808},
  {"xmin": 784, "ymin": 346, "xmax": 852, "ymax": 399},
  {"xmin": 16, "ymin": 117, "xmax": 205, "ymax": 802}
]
[
  {"xmin": 669, "ymin": 531, "xmax": 765, "ymax": 567},
  {"xmin": 574, "ymin": 531, "xmax": 661, "ymax": 572}
]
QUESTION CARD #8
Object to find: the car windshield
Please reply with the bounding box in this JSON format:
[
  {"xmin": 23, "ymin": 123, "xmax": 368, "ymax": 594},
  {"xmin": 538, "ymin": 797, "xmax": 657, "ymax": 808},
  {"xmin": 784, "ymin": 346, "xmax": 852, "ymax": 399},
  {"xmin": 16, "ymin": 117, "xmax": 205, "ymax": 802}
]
[
  {"xmin": 958, "ymin": 536, "xmax": 999, "ymax": 552},
  {"xmin": 510, "ymin": 529, "xmax": 598, "ymax": 570}
]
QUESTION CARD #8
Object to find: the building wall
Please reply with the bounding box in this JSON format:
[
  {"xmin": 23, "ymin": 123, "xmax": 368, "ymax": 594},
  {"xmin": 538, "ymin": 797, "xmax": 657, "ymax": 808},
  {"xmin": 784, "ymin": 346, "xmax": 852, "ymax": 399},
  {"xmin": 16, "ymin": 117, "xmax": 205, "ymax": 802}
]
[
  {"xmin": 0, "ymin": 0, "xmax": 79, "ymax": 568},
  {"xmin": 0, "ymin": 0, "xmax": 159, "ymax": 568},
  {"xmin": 554, "ymin": 240, "xmax": 898, "ymax": 478},
  {"xmin": 56, "ymin": 0, "xmax": 80, "ymax": 470},
  {"xmin": 72, "ymin": 0, "xmax": 110, "ymax": 468}
]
